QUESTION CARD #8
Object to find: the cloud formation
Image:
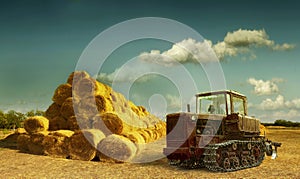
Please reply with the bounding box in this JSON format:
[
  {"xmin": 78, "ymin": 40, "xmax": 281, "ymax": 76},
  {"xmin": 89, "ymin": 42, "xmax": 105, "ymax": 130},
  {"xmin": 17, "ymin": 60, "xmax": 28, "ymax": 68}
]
[
  {"xmin": 98, "ymin": 29, "xmax": 295, "ymax": 83},
  {"xmin": 213, "ymin": 29, "xmax": 295, "ymax": 59},
  {"xmin": 139, "ymin": 29, "xmax": 295, "ymax": 64},
  {"xmin": 258, "ymin": 109, "xmax": 300, "ymax": 122},
  {"xmin": 259, "ymin": 95, "xmax": 300, "ymax": 110},
  {"xmin": 139, "ymin": 38, "xmax": 217, "ymax": 65},
  {"xmin": 247, "ymin": 78, "xmax": 283, "ymax": 95}
]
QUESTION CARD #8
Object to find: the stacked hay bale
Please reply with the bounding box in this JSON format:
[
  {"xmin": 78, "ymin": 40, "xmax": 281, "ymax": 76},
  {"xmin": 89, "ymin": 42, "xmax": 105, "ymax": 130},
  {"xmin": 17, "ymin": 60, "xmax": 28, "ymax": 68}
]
[
  {"xmin": 17, "ymin": 116, "xmax": 50, "ymax": 155},
  {"xmin": 17, "ymin": 71, "xmax": 166, "ymax": 162},
  {"xmin": 260, "ymin": 124, "xmax": 268, "ymax": 135},
  {"xmin": 46, "ymin": 71, "xmax": 166, "ymax": 139}
]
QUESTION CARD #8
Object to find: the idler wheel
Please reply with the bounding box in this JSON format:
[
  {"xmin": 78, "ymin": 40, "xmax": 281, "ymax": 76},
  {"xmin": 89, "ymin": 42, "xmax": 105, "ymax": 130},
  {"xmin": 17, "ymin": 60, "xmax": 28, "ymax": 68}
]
[
  {"xmin": 232, "ymin": 143, "xmax": 238, "ymax": 151},
  {"xmin": 223, "ymin": 158, "xmax": 231, "ymax": 170}
]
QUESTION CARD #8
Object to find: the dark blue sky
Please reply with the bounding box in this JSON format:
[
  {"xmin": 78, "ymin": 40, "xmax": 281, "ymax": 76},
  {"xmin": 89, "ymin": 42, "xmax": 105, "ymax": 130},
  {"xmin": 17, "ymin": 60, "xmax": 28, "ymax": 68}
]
[{"xmin": 0, "ymin": 0, "xmax": 299, "ymax": 122}]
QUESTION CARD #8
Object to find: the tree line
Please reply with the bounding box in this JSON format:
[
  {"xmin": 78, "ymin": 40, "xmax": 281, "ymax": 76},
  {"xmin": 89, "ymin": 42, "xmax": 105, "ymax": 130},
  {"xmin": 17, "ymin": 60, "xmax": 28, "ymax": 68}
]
[
  {"xmin": 262, "ymin": 119, "xmax": 300, "ymax": 127},
  {"xmin": 0, "ymin": 110, "xmax": 45, "ymax": 129}
]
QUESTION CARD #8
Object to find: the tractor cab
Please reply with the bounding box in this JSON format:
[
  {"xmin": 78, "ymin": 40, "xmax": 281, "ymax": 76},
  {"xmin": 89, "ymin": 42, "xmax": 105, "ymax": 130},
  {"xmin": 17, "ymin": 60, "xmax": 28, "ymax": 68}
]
[{"xmin": 196, "ymin": 90, "xmax": 247, "ymax": 116}]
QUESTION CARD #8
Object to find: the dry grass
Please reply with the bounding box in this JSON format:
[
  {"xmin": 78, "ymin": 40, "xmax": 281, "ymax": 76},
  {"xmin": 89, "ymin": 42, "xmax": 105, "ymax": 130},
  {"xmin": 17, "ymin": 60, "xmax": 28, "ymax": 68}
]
[{"xmin": 0, "ymin": 128, "xmax": 299, "ymax": 178}]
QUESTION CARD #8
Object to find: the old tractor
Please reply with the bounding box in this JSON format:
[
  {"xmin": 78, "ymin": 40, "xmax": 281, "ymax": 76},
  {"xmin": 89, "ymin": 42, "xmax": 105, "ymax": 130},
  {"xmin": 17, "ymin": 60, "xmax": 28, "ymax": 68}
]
[{"xmin": 163, "ymin": 90, "xmax": 281, "ymax": 172}]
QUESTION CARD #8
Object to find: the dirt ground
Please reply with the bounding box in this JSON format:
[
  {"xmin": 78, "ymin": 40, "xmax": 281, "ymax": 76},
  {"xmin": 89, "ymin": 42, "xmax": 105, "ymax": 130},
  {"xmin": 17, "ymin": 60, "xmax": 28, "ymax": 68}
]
[{"xmin": 0, "ymin": 128, "xmax": 299, "ymax": 178}]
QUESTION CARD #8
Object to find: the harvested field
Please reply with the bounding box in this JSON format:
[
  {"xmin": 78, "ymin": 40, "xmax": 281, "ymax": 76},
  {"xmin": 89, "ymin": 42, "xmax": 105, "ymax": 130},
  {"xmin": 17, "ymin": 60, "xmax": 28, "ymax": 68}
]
[{"xmin": 0, "ymin": 128, "xmax": 299, "ymax": 178}]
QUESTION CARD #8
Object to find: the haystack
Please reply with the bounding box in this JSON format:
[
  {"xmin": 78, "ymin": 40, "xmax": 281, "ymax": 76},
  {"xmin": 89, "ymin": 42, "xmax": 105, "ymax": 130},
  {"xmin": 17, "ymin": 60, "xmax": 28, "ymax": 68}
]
[
  {"xmin": 97, "ymin": 134, "xmax": 137, "ymax": 162},
  {"xmin": 24, "ymin": 116, "xmax": 49, "ymax": 134},
  {"xmin": 17, "ymin": 71, "xmax": 167, "ymax": 163},
  {"xmin": 68, "ymin": 129, "xmax": 106, "ymax": 161},
  {"xmin": 45, "ymin": 102, "xmax": 61, "ymax": 120},
  {"xmin": 52, "ymin": 83, "xmax": 72, "ymax": 105},
  {"xmin": 43, "ymin": 130, "xmax": 74, "ymax": 158}
]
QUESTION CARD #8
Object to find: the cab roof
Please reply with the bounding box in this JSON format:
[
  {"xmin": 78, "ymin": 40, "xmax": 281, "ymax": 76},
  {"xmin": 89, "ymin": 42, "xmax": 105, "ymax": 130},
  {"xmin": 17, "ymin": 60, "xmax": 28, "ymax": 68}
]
[{"xmin": 195, "ymin": 90, "xmax": 246, "ymax": 98}]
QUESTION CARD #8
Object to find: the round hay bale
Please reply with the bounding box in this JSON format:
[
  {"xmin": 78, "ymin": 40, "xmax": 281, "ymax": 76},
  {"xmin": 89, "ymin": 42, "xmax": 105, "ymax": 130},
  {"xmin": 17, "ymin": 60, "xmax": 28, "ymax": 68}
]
[
  {"xmin": 73, "ymin": 77, "xmax": 98, "ymax": 98},
  {"xmin": 68, "ymin": 129, "xmax": 106, "ymax": 161},
  {"xmin": 97, "ymin": 134, "xmax": 137, "ymax": 162},
  {"xmin": 92, "ymin": 114, "xmax": 113, "ymax": 136},
  {"xmin": 45, "ymin": 103, "xmax": 61, "ymax": 120},
  {"xmin": 28, "ymin": 131, "xmax": 49, "ymax": 155},
  {"xmin": 121, "ymin": 131, "xmax": 145, "ymax": 154},
  {"xmin": 94, "ymin": 81, "xmax": 112, "ymax": 98},
  {"xmin": 78, "ymin": 95, "xmax": 113, "ymax": 118},
  {"xmin": 121, "ymin": 131, "xmax": 145, "ymax": 144},
  {"xmin": 60, "ymin": 97, "xmax": 77, "ymax": 119},
  {"xmin": 67, "ymin": 115, "xmax": 91, "ymax": 131},
  {"xmin": 143, "ymin": 128, "xmax": 156, "ymax": 142},
  {"xmin": 17, "ymin": 133, "xmax": 31, "ymax": 152},
  {"xmin": 48, "ymin": 115, "xmax": 68, "ymax": 131},
  {"xmin": 24, "ymin": 116, "xmax": 49, "ymax": 134},
  {"xmin": 137, "ymin": 129, "xmax": 151, "ymax": 143},
  {"xmin": 52, "ymin": 83, "xmax": 72, "ymax": 105},
  {"xmin": 43, "ymin": 130, "xmax": 74, "ymax": 158},
  {"xmin": 67, "ymin": 71, "xmax": 90, "ymax": 85},
  {"xmin": 99, "ymin": 112, "xmax": 132, "ymax": 135},
  {"xmin": 129, "ymin": 101, "xmax": 149, "ymax": 117},
  {"xmin": 260, "ymin": 124, "xmax": 268, "ymax": 135}
]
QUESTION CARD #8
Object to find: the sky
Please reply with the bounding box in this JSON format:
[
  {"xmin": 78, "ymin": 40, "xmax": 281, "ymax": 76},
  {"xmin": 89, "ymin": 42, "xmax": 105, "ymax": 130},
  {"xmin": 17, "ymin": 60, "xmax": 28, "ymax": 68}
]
[{"xmin": 0, "ymin": 0, "xmax": 299, "ymax": 122}]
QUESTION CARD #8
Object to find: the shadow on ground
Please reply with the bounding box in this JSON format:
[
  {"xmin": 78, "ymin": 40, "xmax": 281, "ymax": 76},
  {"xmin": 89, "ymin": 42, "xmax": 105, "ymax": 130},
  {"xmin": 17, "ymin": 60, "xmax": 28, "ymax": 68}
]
[{"xmin": 0, "ymin": 133, "xmax": 18, "ymax": 150}]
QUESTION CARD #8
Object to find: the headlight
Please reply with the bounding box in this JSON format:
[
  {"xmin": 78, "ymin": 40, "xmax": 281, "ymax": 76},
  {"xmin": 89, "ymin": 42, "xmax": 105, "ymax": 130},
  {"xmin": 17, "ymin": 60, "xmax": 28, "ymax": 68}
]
[{"xmin": 191, "ymin": 115, "xmax": 197, "ymax": 121}]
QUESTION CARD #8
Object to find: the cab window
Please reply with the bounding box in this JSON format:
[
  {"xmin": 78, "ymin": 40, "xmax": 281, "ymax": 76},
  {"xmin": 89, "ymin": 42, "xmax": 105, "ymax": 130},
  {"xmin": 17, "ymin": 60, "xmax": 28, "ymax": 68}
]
[
  {"xmin": 232, "ymin": 96, "xmax": 245, "ymax": 115},
  {"xmin": 198, "ymin": 94, "xmax": 226, "ymax": 115}
]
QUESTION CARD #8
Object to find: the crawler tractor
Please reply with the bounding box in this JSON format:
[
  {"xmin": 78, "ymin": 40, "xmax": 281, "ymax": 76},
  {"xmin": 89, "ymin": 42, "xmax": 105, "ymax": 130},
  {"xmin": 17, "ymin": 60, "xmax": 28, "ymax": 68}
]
[{"xmin": 163, "ymin": 90, "xmax": 281, "ymax": 172}]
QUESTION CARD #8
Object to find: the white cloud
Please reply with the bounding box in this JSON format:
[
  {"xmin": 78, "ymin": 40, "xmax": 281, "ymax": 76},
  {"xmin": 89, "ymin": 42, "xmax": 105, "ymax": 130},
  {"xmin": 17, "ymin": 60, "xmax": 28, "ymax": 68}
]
[
  {"xmin": 213, "ymin": 29, "xmax": 295, "ymax": 59},
  {"xmin": 224, "ymin": 29, "xmax": 274, "ymax": 47},
  {"xmin": 212, "ymin": 41, "xmax": 239, "ymax": 59},
  {"xmin": 260, "ymin": 95, "xmax": 285, "ymax": 110},
  {"xmin": 274, "ymin": 109, "xmax": 300, "ymax": 119},
  {"xmin": 247, "ymin": 78, "xmax": 280, "ymax": 95},
  {"xmin": 97, "ymin": 64, "xmax": 158, "ymax": 84},
  {"xmin": 285, "ymin": 98, "xmax": 300, "ymax": 109},
  {"xmin": 258, "ymin": 109, "xmax": 300, "ymax": 122},
  {"xmin": 165, "ymin": 94, "xmax": 182, "ymax": 109},
  {"xmin": 139, "ymin": 38, "xmax": 218, "ymax": 66},
  {"xmin": 140, "ymin": 29, "xmax": 295, "ymax": 64},
  {"xmin": 259, "ymin": 95, "xmax": 300, "ymax": 110}
]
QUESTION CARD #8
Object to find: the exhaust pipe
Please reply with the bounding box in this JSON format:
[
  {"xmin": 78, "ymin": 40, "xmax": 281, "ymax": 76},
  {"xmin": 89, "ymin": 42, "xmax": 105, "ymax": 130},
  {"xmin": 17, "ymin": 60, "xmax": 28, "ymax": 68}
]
[{"xmin": 187, "ymin": 104, "xmax": 191, "ymax": 112}]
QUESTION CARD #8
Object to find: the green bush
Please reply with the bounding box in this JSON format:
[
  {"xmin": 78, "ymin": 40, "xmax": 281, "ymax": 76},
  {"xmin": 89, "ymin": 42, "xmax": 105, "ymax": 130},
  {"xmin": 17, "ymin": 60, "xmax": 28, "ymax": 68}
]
[{"xmin": 0, "ymin": 109, "xmax": 45, "ymax": 129}]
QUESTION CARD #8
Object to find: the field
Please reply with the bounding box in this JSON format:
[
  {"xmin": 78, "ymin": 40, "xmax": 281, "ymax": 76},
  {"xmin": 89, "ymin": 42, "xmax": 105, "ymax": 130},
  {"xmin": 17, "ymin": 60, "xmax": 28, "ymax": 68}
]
[{"xmin": 0, "ymin": 128, "xmax": 299, "ymax": 178}]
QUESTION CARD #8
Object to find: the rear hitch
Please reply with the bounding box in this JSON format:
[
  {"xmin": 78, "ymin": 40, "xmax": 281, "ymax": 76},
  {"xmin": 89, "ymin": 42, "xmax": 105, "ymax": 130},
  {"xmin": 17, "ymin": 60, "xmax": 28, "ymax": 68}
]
[{"xmin": 265, "ymin": 140, "xmax": 282, "ymax": 159}]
